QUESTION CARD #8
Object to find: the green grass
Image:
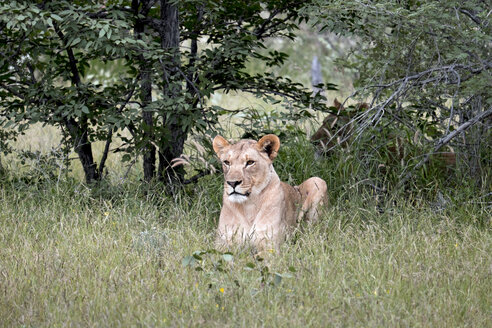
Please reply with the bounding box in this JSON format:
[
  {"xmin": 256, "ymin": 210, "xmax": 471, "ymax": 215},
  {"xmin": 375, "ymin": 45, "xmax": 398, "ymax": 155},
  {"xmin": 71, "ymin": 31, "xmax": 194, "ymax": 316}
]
[
  {"xmin": 0, "ymin": 165, "xmax": 491, "ymax": 327},
  {"xmin": 1, "ymin": 125, "xmax": 491, "ymax": 327}
]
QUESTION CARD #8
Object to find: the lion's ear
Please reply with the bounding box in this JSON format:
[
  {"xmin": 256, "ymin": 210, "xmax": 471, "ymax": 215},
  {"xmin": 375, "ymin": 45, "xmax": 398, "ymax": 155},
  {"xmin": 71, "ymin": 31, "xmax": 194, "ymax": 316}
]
[
  {"xmin": 257, "ymin": 134, "xmax": 280, "ymax": 160},
  {"xmin": 213, "ymin": 135, "xmax": 230, "ymax": 154}
]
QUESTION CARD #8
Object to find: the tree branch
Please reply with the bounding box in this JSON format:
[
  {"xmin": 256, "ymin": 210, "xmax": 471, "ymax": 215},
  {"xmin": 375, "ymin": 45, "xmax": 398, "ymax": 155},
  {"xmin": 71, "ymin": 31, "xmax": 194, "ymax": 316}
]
[
  {"xmin": 53, "ymin": 23, "xmax": 81, "ymax": 87},
  {"xmin": 459, "ymin": 8, "xmax": 482, "ymax": 25},
  {"xmin": 398, "ymin": 106, "xmax": 492, "ymax": 187},
  {"xmin": 98, "ymin": 129, "xmax": 113, "ymax": 178},
  {"xmin": 182, "ymin": 170, "xmax": 210, "ymax": 185}
]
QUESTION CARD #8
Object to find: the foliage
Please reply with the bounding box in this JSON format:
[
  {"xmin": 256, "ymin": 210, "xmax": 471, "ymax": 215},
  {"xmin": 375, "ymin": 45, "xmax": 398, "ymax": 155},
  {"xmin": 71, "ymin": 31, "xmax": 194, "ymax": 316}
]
[
  {"xmin": 0, "ymin": 0, "xmax": 328, "ymax": 184},
  {"xmin": 302, "ymin": 0, "xmax": 492, "ymax": 182},
  {"xmin": 182, "ymin": 248, "xmax": 295, "ymax": 290}
]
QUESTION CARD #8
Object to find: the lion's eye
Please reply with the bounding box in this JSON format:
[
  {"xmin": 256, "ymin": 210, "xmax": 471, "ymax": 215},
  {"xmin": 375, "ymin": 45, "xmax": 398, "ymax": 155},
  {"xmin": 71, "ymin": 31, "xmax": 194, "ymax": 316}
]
[
  {"xmin": 246, "ymin": 160, "xmax": 255, "ymax": 167},
  {"xmin": 223, "ymin": 160, "xmax": 230, "ymax": 166}
]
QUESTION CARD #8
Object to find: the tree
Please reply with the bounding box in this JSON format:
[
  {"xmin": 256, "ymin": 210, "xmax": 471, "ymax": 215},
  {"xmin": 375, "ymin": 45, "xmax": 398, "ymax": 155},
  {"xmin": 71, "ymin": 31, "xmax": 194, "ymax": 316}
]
[
  {"xmin": 0, "ymin": 0, "xmax": 325, "ymax": 185},
  {"xmin": 0, "ymin": 1, "xmax": 137, "ymax": 183},
  {"xmin": 302, "ymin": 0, "xmax": 492, "ymax": 181}
]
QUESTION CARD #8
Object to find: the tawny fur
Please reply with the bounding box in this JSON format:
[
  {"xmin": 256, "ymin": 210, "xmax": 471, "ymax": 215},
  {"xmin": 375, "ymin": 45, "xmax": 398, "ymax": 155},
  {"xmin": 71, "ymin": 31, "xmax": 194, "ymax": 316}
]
[
  {"xmin": 310, "ymin": 99, "xmax": 368, "ymax": 151},
  {"xmin": 213, "ymin": 134, "xmax": 327, "ymax": 249}
]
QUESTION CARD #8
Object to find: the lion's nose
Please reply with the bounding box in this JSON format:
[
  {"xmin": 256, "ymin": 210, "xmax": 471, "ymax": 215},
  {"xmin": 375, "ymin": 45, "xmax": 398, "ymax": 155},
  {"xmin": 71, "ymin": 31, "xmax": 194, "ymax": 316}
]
[{"xmin": 227, "ymin": 180, "xmax": 242, "ymax": 188}]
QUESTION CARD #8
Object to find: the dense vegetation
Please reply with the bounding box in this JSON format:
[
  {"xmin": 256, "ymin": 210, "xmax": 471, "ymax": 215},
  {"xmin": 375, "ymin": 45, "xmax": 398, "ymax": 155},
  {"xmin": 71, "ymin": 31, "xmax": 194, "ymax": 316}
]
[
  {"xmin": 0, "ymin": 0, "xmax": 327, "ymax": 185},
  {"xmin": 302, "ymin": 0, "xmax": 492, "ymax": 185}
]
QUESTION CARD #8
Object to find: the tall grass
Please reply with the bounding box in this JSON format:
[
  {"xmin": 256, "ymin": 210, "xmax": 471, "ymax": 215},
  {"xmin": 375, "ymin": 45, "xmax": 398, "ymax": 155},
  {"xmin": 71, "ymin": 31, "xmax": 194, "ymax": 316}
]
[{"xmin": 1, "ymin": 134, "xmax": 491, "ymax": 327}]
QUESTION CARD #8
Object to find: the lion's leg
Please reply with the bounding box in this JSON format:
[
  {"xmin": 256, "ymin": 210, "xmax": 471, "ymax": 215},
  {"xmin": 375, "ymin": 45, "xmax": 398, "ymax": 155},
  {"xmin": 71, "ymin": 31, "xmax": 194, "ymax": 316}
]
[
  {"xmin": 297, "ymin": 177, "xmax": 327, "ymax": 223},
  {"xmin": 249, "ymin": 223, "xmax": 285, "ymax": 252},
  {"xmin": 215, "ymin": 225, "xmax": 250, "ymax": 249},
  {"xmin": 215, "ymin": 230, "xmax": 234, "ymax": 250}
]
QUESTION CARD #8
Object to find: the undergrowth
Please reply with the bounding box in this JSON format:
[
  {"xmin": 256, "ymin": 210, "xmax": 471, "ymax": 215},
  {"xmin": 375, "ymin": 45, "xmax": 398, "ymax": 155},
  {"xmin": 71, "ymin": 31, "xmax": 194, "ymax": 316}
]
[{"xmin": 0, "ymin": 138, "xmax": 491, "ymax": 327}]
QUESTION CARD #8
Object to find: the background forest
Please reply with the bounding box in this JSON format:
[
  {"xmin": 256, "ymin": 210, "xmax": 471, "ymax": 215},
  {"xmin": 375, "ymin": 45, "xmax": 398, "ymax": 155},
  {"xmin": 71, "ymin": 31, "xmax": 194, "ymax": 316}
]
[{"xmin": 0, "ymin": 0, "xmax": 491, "ymax": 326}]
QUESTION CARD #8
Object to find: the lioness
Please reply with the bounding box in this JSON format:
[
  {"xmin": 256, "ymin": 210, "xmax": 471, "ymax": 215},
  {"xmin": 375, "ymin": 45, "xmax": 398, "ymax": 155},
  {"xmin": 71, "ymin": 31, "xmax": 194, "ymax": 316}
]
[
  {"xmin": 213, "ymin": 134, "xmax": 327, "ymax": 249},
  {"xmin": 311, "ymin": 99, "xmax": 456, "ymax": 169},
  {"xmin": 311, "ymin": 98, "xmax": 369, "ymax": 152}
]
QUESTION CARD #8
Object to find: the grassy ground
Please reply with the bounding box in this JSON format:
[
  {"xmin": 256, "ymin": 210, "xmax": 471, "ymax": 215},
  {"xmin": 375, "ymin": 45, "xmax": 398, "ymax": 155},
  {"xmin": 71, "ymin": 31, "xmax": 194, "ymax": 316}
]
[{"xmin": 1, "ymin": 137, "xmax": 491, "ymax": 327}]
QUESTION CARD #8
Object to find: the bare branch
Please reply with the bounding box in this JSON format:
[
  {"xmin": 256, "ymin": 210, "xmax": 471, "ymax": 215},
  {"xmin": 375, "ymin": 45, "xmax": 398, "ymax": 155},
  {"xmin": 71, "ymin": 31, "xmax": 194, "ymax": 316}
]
[
  {"xmin": 459, "ymin": 8, "xmax": 482, "ymax": 25},
  {"xmin": 398, "ymin": 106, "xmax": 492, "ymax": 187}
]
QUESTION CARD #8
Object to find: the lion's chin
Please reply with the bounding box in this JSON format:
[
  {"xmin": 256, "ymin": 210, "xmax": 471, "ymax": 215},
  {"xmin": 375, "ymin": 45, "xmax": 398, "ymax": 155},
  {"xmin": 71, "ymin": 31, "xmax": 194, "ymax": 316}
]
[{"xmin": 227, "ymin": 193, "xmax": 249, "ymax": 203}]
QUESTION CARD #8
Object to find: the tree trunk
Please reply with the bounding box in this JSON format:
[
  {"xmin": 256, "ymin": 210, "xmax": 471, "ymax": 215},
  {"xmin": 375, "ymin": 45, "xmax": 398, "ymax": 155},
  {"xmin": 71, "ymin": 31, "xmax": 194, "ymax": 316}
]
[
  {"xmin": 55, "ymin": 24, "xmax": 98, "ymax": 184},
  {"xmin": 0, "ymin": 151, "xmax": 4, "ymax": 175},
  {"xmin": 141, "ymin": 69, "xmax": 156, "ymax": 182},
  {"xmin": 65, "ymin": 118, "xmax": 98, "ymax": 183},
  {"xmin": 133, "ymin": 2, "xmax": 156, "ymax": 182},
  {"xmin": 157, "ymin": 0, "xmax": 186, "ymax": 186},
  {"xmin": 157, "ymin": 124, "xmax": 186, "ymax": 185}
]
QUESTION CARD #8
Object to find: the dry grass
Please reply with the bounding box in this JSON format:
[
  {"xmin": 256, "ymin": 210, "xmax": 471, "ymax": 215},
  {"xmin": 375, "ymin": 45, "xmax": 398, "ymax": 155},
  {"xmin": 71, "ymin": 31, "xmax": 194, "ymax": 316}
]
[{"xmin": 1, "ymin": 139, "xmax": 491, "ymax": 327}]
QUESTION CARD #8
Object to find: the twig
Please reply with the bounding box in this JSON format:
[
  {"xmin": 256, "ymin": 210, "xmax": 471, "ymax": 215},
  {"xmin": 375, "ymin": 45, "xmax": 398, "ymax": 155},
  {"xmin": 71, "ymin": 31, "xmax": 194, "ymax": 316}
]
[{"xmin": 122, "ymin": 157, "xmax": 137, "ymax": 181}]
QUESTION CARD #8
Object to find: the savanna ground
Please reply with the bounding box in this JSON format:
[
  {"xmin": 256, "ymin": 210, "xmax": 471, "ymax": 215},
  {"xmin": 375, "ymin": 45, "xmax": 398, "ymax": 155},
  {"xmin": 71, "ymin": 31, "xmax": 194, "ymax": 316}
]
[{"xmin": 0, "ymin": 123, "xmax": 491, "ymax": 327}]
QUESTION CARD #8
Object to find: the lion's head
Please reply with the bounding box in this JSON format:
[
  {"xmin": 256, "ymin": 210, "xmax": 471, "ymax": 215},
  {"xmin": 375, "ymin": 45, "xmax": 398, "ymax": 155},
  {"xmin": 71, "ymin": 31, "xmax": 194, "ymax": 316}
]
[{"xmin": 213, "ymin": 134, "xmax": 280, "ymax": 203}]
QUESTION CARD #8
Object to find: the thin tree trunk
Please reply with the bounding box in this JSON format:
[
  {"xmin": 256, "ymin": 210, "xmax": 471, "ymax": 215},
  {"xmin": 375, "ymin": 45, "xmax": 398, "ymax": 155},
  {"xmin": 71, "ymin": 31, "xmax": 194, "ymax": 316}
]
[
  {"xmin": 141, "ymin": 69, "xmax": 156, "ymax": 182},
  {"xmin": 157, "ymin": 0, "xmax": 186, "ymax": 186},
  {"xmin": 77, "ymin": 140, "xmax": 98, "ymax": 183},
  {"xmin": 64, "ymin": 118, "xmax": 98, "ymax": 183},
  {"xmin": 0, "ymin": 151, "xmax": 4, "ymax": 174},
  {"xmin": 133, "ymin": 1, "xmax": 156, "ymax": 182},
  {"xmin": 55, "ymin": 23, "xmax": 98, "ymax": 183}
]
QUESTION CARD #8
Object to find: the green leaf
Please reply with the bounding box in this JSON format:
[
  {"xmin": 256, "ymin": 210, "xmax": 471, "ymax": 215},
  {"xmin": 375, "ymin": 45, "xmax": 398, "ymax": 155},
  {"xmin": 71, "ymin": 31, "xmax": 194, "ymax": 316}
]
[
  {"xmin": 71, "ymin": 37, "xmax": 81, "ymax": 46},
  {"xmin": 244, "ymin": 262, "xmax": 255, "ymax": 270},
  {"xmin": 273, "ymin": 273, "xmax": 282, "ymax": 286},
  {"xmin": 51, "ymin": 14, "xmax": 63, "ymax": 22},
  {"xmin": 182, "ymin": 256, "xmax": 196, "ymax": 267},
  {"xmin": 121, "ymin": 154, "xmax": 131, "ymax": 162},
  {"xmin": 222, "ymin": 254, "xmax": 233, "ymax": 262}
]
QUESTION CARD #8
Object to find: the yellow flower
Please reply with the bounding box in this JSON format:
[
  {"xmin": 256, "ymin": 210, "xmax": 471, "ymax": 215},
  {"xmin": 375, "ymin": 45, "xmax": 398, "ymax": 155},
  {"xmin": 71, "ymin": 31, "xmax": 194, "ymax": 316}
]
[
  {"xmin": 219, "ymin": 287, "xmax": 224, "ymax": 293},
  {"xmin": 104, "ymin": 212, "xmax": 110, "ymax": 216},
  {"xmin": 215, "ymin": 304, "xmax": 219, "ymax": 308},
  {"xmin": 268, "ymin": 249, "xmax": 275, "ymax": 254},
  {"xmin": 374, "ymin": 290, "xmax": 378, "ymax": 296},
  {"xmin": 455, "ymin": 243, "xmax": 458, "ymax": 248},
  {"xmin": 178, "ymin": 309, "xmax": 182, "ymax": 315}
]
